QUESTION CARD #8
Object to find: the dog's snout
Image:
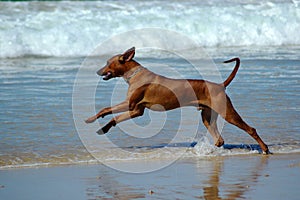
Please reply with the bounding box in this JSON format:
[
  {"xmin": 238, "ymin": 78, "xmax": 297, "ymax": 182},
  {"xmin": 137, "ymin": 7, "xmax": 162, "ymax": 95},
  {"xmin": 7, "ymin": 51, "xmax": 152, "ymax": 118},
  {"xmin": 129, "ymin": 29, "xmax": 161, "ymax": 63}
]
[
  {"xmin": 97, "ymin": 66, "xmax": 106, "ymax": 76},
  {"xmin": 97, "ymin": 66, "xmax": 113, "ymax": 80},
  {"xmin": 97, "ymin": 69, "xmax": 103, "ymax": 76}
]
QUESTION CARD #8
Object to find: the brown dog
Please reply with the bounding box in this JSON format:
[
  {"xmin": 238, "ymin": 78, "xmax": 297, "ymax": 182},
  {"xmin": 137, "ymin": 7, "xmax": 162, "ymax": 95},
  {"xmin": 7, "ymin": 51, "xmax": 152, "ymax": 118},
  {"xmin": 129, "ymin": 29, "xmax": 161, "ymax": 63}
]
[{"xmin": 85, "ymin": 47, "xmax": 270, "ymax": 154}]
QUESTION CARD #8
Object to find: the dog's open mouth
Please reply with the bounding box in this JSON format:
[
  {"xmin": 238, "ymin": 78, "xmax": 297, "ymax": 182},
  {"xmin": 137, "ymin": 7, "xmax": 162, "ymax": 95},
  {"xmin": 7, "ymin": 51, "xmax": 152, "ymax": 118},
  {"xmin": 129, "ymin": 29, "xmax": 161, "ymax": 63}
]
[{"xmin": 102, "ymin": 71, "xmax": 112, "ymax": 80}]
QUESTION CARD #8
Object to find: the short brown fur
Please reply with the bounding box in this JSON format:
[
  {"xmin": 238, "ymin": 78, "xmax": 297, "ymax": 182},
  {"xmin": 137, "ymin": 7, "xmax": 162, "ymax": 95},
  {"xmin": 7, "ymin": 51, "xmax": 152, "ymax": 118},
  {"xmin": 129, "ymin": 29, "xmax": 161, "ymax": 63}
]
[{"xmin": 85, "ymin": 47, "xmax": 270, "ymax": 154}]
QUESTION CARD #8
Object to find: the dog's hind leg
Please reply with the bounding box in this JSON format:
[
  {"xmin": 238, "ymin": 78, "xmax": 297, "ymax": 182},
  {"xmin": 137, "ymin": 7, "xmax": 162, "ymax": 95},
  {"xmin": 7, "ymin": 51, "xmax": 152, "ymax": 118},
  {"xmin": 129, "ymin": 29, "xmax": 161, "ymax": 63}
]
[
  {"xmin": 201, "ymin": 108, "xmax": 224, "ymax": 147},
  {"xmin": 216, "ymin": 96, "xmax": 270, "ymax": 154}
]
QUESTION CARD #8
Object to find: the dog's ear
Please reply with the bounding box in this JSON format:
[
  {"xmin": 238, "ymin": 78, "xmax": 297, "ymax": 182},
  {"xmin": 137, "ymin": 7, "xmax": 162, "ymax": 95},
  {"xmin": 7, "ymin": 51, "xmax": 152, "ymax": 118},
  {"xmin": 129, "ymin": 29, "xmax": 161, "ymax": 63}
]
[{"xmin": 119, "ymin": 47, "xmax": 135, "ymax": 63}]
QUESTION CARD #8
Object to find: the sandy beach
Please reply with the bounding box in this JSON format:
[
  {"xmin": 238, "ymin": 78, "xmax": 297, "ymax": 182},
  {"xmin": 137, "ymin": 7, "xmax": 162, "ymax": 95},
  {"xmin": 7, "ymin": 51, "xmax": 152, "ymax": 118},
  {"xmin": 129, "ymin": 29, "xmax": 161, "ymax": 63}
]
[{"xmin": 1, "ymin": 153, "xmax": 299, "ymax": 200}]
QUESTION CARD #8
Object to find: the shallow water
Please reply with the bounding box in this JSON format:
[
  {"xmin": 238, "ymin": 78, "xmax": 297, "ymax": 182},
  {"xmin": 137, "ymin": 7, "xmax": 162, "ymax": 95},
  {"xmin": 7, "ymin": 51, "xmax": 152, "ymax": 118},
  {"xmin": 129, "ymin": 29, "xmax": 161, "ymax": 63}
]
[{"xmin": 0, "ymin": 47, "xmax": 299, "ymax": 169}]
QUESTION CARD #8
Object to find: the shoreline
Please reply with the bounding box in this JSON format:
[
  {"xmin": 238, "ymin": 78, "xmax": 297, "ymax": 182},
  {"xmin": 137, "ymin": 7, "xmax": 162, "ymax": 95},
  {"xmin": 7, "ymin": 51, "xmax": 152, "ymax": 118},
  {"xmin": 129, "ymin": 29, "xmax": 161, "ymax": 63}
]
[
  {"xmin": 1, "ymin": 151, "xmax": 299, "ymax": 170},
  {"xmin": 1, "ymin": 153, "xmax": 299, "ymax": 199},
  {"xmin": 1, "ymin": 151, "xmax": 299, "ymax": 171}
]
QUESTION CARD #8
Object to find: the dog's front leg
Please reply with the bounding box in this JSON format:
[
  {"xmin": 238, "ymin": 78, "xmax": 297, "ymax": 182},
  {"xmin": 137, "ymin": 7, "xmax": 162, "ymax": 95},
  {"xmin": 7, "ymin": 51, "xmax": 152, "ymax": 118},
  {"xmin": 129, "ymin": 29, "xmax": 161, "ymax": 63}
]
[
  {"xmin": 97, "ymin": 108, "xmax": 145, "ymax": 134},
  {"xmin": 85, "ymin": 101, "xmax": 129, "ymax": 123}
]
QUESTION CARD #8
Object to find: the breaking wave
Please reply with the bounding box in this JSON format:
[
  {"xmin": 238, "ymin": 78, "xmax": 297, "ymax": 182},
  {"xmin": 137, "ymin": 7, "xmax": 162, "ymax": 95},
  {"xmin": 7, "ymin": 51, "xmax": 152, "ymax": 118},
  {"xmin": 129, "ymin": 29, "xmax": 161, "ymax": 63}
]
[{"xmin": 0, "ymin": 0, "xmax": 299, "ymax": 58}]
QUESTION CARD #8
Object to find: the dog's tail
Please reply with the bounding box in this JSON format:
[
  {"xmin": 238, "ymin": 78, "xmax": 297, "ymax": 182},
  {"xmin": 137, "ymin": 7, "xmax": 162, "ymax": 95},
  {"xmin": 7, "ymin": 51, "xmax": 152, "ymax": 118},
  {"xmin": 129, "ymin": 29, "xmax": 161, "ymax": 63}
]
[{"xmin": 222, "ymin": 57, "xmax": 240, "ymax": 88}]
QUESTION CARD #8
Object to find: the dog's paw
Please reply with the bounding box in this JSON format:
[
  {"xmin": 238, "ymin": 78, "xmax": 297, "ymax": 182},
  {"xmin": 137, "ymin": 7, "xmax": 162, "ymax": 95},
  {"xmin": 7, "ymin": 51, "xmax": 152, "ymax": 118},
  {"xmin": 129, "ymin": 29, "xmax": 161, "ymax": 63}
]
[
  {"xmin": 101, "ymin": 125, "xmax": 111, "ymax": 134},
  {"xmin": 85, "ymin": 116, "xmax": 97, "ymax": 124},
  {"xmin": 262, "ymin": 149, "xmax": 273, "ymax": 155},
  {"xmin": 96, "ymin": 129, "xmax": 105, "ymax": 135},
  {"xmin": 215, "ymin": 138, "xmax": 225, "ymax": 147}
]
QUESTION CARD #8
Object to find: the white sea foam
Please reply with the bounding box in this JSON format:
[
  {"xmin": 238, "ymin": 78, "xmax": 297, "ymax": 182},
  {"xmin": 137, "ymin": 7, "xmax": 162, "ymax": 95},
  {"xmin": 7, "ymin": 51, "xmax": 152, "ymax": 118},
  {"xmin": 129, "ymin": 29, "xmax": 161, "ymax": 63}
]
[
  {"xmin": 1, "ymin": 140, "xmax": 299, "ymax": 169},
  {"xmin": 0, "ymin": 1, "xmax": 299, "ymax": 58}
]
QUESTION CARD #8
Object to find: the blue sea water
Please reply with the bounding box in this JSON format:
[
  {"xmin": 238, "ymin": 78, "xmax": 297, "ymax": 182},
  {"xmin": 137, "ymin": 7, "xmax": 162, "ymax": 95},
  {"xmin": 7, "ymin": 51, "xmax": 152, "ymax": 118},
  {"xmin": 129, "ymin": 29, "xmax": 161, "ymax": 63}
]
[{"xmin": 0, "ymin": 0, "xmax": 300, "ymax": 168}]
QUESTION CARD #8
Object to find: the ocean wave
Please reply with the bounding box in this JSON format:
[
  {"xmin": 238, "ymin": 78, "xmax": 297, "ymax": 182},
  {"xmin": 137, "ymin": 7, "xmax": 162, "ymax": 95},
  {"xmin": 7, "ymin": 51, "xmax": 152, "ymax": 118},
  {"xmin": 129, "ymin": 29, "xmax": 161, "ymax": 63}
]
[{"xmin": 0, "ymin": 1, "xmax": 299, "ymax": 58}]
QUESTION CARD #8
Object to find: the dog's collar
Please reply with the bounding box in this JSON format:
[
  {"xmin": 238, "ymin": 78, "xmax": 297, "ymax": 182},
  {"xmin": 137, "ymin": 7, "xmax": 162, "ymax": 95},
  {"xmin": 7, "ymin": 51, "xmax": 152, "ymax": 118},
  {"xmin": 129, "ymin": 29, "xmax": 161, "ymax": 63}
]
[{"xmin": 123, "ymin": 67, "xmax": 143, "ymax": 84}]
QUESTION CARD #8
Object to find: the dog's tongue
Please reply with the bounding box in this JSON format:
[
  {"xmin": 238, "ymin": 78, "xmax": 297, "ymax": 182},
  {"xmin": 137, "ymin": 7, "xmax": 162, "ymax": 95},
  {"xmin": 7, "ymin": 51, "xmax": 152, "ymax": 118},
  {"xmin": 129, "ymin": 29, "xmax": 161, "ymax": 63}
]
[{"xmin": 103, "ymin": 72, "xmax": 112, "ymax": 80}]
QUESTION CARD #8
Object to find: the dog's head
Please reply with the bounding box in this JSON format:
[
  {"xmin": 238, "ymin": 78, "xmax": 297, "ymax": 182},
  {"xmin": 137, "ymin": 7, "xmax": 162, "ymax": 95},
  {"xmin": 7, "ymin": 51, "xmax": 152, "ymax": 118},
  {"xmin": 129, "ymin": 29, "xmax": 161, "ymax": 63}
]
[{"xmin": 97, "ymin": 47, "xmax": 136, "ymax": 80}]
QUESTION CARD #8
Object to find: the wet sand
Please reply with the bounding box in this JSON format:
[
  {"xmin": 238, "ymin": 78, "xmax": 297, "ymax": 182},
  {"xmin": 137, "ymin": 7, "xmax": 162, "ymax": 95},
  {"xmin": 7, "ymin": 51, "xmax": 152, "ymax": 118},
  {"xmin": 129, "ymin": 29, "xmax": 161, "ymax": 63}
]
[{"xmin": 0, "ymin": 153, "xmax": 299, "ymax": 200}]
